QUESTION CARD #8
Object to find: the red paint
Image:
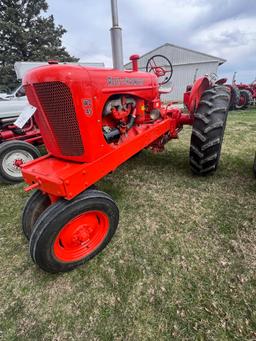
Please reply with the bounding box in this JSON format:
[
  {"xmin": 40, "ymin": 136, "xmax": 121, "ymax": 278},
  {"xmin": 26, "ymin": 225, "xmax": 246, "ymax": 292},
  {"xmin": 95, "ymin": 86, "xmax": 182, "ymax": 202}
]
[
  {"xmin": 14, "ymin": 159, "xmax": 23, "ymax": 167},
  {"xmin": 130, "ymin": 54, "xmax": 140, "ymax": 72},
  {"xmin": 21, "ymin": 55, "xmax": 215, "ymax": 202},
  {"xmin": 183, "ymin": 77, "xmax": 210, "ymax": 114},
  {"xmin": 23, "ymin": 64, "xmax": 159, "ymax": 163},
  {"xmin": 238, "ymin": 93, "xmax": 246, "ymax": 106},
  {"xmin": 0, "ymin": 118, "xmax": 42, "ymax": 144},
  {"xmin": 53, "ymin": 210, "xmax": 109, "ymax": 262}
]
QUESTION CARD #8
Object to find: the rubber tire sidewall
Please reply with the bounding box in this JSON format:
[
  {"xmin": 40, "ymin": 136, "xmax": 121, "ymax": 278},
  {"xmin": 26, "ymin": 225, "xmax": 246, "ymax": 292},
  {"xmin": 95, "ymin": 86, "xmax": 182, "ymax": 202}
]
[
  {"xmin": 22, "ymin": 190, "xmax": 51, "ymax": 240},
  {"xmin": 0, "ymin": 141, "xmax": 40, "ymax": 184},
  {"xmin": 235, "ymin": 90, "xmax": 250, "ymax": 110},
  {"xmin": 29, "ymin": 190, "xmax": 119, "ymax": 273},
  {"xmin": 189, "ymin": 85, "xmax": 230, "ymax": 175},
  {"xmin": 229, "ymin": 86, "xmax": 240, "ymax": 110}
]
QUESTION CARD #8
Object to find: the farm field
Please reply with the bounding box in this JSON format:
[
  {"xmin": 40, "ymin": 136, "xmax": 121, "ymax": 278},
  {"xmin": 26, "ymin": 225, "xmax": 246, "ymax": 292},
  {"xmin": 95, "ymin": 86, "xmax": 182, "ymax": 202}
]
[{"xmin": 0, "ymin": 109, "xmax": 255, "ymax": 340}]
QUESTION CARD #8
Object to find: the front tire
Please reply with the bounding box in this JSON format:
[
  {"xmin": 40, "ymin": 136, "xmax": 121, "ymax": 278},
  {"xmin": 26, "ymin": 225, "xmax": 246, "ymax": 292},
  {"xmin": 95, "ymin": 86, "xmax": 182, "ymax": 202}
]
[
  {"xmin": 22, "ymin": 190, "xmax": 51, "ymax": 240},
  {"xmin": 0, "ymin": 141, "xmax": 40, "ymax": 184},
  {"xmin": 189, "ymin": 85, "xmax": 230, "ymax": 175},
  {"xmin": 29, "ymin": 189, "xmax": 119, "ymax": 273}
]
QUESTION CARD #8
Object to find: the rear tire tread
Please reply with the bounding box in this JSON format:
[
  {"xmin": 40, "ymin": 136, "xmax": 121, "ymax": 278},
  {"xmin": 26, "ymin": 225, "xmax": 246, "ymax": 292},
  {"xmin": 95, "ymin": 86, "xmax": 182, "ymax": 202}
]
[{"xmin": 189, "ymin": 85, "xmax": 230, "ymax": 175}]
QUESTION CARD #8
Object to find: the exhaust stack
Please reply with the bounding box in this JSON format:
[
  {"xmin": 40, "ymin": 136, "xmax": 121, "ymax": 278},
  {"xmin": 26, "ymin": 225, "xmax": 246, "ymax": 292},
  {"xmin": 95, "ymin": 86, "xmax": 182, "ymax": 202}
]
[{"xmin": 110, "ymin": 0, "xmax": 124, "ymax": 70}]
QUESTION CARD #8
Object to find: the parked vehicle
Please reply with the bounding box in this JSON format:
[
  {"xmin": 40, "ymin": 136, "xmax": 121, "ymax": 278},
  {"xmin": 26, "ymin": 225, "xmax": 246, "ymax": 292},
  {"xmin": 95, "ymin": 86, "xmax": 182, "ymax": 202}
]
[
  {"xmin": 229, "ymin": 73, "xmax": 255, "ymax": 110},
  {"xmin": 0, "ymin": 91, "xmax": 42, "ymax": 184},
  {"xmin": 20, "ymin": 0, "xmax": 230, "ymax": 273},
  {"xmin": 0, "ymin": 84, "xmax": 27, "ymax": 101},
  {"xmin": 235, "ymin": 83, "xmax": 253, "ymax": 110}
]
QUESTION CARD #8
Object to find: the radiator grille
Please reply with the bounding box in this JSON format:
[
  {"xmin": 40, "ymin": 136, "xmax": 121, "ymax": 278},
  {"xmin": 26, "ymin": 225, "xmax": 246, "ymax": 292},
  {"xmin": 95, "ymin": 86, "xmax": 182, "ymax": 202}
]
[
  {"xmin": 24, "ymin": 84, "xmax": 58, "ymax": 149},
  {"xmin": 33, "ymin": 82, "xmax": 84, "ymax": 156}
]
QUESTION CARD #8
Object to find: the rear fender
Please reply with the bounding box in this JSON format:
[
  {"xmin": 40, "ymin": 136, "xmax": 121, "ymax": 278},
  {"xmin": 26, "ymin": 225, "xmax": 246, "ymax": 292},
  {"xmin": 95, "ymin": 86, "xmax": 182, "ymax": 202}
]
[{"xmin": 186, "ymin": 77, "xmax": 210, "ymax": 115}]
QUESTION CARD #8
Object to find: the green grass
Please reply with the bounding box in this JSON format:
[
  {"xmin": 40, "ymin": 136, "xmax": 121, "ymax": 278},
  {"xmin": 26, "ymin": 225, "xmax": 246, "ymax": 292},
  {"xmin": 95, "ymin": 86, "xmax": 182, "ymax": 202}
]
[{"xmin": 0, "ymin": 109, "xmax": 255, "ymax": 340}]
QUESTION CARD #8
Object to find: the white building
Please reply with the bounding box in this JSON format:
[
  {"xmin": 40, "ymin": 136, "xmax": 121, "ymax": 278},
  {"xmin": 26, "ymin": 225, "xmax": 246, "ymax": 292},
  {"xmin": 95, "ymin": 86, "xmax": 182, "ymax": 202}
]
[{"xmin": 125, "ymin": 43, "xmax": 226, "ymax": 102}]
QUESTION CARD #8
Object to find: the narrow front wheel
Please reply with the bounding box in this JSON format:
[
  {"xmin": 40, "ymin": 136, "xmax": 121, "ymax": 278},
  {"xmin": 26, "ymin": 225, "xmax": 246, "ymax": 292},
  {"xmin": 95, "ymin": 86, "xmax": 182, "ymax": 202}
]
[
  {"xmin": 22, "ymin": 190, "xmax": 51, "ymax": 240},
  {"xmin": 29, "ymin": 189, "xmax": 119, "ymax": 273}
]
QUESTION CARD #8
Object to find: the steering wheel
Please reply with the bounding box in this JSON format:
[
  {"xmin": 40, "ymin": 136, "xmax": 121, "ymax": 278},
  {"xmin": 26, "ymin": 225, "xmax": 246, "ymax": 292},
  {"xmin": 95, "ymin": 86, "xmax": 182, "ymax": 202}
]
[{"xmin": 146, "ymin": 55, "xmax": 173, "ymax": 86}]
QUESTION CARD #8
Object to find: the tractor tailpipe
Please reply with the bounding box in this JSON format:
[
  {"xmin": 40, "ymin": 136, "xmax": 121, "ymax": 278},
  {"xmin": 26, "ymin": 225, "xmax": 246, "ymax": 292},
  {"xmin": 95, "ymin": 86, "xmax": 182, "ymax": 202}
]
[{"xmin": 110, "ymin": 0, "xmax": 124, "ymax": 70}]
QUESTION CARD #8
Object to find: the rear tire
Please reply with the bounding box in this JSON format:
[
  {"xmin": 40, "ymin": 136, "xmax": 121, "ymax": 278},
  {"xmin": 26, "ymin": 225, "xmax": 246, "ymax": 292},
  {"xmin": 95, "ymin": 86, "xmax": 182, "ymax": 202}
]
[
  {"xmin": 228, "ymin": 86, "xmax": 240, "ymax": 111},
  {"xmin": 29, "ymin": 189, "xmax": 119, "ymax": 273},
  {"xmin": 235, "ymin": 90, "xmax": 251, "ymax": 110},
  {"xmin": 0, "ymin": 141, "xmax": 40, "ymax": 184},
  {"xmin": 189, "ymin": 85, "xmax": 230, "ymax": 175},
  {"xmin": 246, "ymin": 90, "xmax": 253, "ymax": 107}
]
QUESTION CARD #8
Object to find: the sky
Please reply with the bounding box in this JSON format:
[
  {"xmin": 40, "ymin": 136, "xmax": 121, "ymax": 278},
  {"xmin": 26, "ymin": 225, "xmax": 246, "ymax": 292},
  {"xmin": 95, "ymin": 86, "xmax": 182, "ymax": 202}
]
[{"xmin": 47, "ymin": 0, "xmax": 256, "ymax": 83}]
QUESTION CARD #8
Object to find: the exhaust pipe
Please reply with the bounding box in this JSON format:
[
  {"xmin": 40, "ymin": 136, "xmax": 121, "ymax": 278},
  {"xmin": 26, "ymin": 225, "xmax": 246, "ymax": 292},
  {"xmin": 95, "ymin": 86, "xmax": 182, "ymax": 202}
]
[{"xmin": 110, "ymin": 0, "xmax": 124, "ymax": 70}]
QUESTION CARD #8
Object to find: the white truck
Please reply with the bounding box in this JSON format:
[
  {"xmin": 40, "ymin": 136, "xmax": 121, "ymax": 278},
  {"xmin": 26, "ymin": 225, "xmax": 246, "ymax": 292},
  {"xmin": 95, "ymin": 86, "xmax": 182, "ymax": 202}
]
[{"xmin": 0, "ymin": 84, "xmax": 28, "ymax": 119}]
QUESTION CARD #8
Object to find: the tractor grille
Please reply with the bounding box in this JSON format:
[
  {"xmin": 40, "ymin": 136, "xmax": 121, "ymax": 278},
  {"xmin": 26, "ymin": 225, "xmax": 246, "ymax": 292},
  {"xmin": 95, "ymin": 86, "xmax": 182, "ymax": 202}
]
[{"xmin": 33, "ymin": 82, "xmax": 84, "ymax": 156}]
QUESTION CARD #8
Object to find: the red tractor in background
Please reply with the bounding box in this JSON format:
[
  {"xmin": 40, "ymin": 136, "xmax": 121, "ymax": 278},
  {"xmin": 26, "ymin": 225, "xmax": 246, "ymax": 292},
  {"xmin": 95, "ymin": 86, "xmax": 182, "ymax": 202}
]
[
  {"xmin": 235, "ymin": 83, "xmax": 253, "ymax": 110},
  {"xmin": 19, "ymin": 0, "xmax": 230, "ymax": 273},
  {"xmin": 0, "ymin": 84, "xmax": 42, "ymax": 184},
  {"xmin": 229, "ymin": 72, "xmax": 255, "ymax": 110},
  {"xmin": 0, "ymin": 116, "xmax": 42, "ymax": 183},
  {"xmin": 251, "ymin": 80, "xmax": 256, "ymax": 105}
]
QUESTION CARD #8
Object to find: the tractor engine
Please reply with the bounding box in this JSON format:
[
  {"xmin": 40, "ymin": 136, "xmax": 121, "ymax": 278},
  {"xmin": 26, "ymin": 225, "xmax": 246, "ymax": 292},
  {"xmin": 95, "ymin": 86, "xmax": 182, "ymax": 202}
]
[
  {"xmin": 102, "ymin": 95, "xmax": 161, "ymax": 143},
  {"xmin": 102, "ymin": 95, "xmax": 137, "ymax": 143}
]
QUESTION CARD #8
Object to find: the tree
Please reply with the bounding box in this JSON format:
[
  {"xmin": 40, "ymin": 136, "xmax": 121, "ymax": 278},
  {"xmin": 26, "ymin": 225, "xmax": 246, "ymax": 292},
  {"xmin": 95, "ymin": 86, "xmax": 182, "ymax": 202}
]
[{"xmin": 0, "ymin": 0, "xmax": 79, "ymax": 91}]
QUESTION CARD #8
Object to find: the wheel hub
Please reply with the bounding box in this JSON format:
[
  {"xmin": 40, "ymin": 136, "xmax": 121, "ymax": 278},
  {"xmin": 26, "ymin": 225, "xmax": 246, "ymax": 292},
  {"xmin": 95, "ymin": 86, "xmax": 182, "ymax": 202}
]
[
  {"xmin": 54, "ymin": 210, "xmax": 109, "ymax": 262},
  {"xmin": 72, "ymin": 224, "xmax": 93, "ymax": 244},
  {"xmin": 2, "ymin": 149, "xmax": 33, "ymax": 177},
  {"xmin": 14, "ymin": 159, "xmax": 24, "ymax": 167},
  {"xmin": 155, "ymin": 67, "xmax": 165, "ymax": 77}
]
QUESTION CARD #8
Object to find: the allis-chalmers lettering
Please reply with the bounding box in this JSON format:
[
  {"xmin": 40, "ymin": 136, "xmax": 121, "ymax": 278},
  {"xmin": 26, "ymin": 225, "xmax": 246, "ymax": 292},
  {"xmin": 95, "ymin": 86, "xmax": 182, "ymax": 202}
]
[{"xmin": 107, "ymin": 77, "xmax": 145, "ymax": 86}]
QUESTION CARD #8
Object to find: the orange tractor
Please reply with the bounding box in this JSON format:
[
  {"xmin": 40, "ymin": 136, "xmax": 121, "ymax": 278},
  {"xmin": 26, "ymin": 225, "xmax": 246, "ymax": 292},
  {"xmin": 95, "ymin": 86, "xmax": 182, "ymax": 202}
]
[{"xmin": 20, "ymin": 0, "xmax": 230, "ymax": 272}]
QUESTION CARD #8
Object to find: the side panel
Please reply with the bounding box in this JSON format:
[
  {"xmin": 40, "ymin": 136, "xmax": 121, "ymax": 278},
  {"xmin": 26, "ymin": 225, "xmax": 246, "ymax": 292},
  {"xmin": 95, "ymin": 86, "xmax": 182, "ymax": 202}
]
[{"xmin": 21, "ymin": 118, "xmax": 171, "ymax": 199}]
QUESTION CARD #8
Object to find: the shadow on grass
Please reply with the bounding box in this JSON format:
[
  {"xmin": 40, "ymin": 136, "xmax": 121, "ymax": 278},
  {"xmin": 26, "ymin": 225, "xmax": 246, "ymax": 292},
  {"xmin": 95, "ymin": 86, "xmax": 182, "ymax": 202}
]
[
  {"xmin": 223, "ymin": 153, "xmax": 256, "ymax": 179},
  {"xmin": 97, "ymin": 177, "xmax": 125, "ymax": 202},
  {"xmin": 126, "ymin": 148, "xmax": 191, "ymax": 175}
]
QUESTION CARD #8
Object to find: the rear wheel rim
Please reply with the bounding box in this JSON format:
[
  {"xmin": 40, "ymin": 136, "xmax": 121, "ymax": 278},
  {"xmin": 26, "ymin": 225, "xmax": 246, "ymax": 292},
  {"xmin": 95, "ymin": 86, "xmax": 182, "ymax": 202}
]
[
  {"xmin": 2, "ymin": 149, "xmax": 33, "ymax": 177},
  {"xmin": 238, "ymin": 95, "xmax": 246, "ymax": 106},
  {"xmin": 53, "ymin": 210, "xmax": 109, "ymax": 262}
]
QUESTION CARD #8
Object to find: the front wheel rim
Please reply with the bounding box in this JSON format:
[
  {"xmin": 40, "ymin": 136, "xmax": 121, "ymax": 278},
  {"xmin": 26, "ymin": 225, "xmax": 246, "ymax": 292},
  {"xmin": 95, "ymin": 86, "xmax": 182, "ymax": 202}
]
[
  {"xmin": 2, "ymin": 149, "xmax": 34, "ymax": 177},
  {"xmin": 53, "ymin": 210, "xmax": 109, "ymax": 262}
]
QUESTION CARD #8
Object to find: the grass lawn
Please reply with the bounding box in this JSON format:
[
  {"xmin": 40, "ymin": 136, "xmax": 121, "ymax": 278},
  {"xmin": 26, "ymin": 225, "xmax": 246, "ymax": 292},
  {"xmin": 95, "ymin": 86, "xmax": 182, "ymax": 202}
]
[{"xmin": 0, "ymin": 109, "xmax": 255, "ymax": 340}]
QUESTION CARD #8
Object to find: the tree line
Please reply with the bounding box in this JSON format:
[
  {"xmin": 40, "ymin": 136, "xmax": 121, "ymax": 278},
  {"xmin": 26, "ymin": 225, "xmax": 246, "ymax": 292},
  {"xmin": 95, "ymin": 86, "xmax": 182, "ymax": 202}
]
[{"xmin": 0, "ymin": 0, "xmax": 78, "ymax": 92}]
